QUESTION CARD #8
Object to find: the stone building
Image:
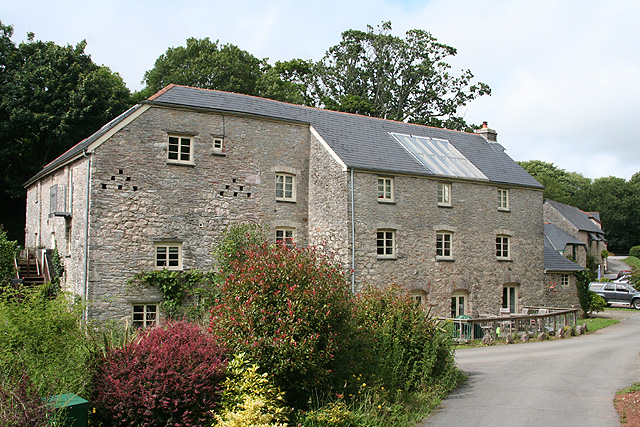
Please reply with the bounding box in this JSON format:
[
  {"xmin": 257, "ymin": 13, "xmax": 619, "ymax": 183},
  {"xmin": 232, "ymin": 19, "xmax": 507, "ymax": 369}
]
[
  {"xmin": 542, "ymin": 224, "xmax": 584, "ymax": 307},
  {"xmin": 543, "ymin": 199, "xmax": 607, "ymax": 267},
  {"xmin": 24, "ymin": 84, "xmax": 546, "ymax": 324}
]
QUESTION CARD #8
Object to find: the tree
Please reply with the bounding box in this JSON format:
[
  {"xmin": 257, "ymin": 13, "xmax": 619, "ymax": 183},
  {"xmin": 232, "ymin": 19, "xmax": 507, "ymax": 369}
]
[
  {"xmin": 579, "ymin": 176, "xmax": 639, "ymax": 254},
  {"xmin": 0, "ymin": 22, "xmax": 132, "ymax": 242},
  {"xmin": 142, "ymin": 38, "xmax": 264, "ymax": 98},
  {"xmin": 517, "ymin": 160, "xmax": 591, "ymax": 205},
  {"xmin": 140, "ymin": 38, "xmax": 312, "ymax": 104},
  {"xmin": 309, "ymin": 22, "xmax": 491, "ymax": 131}
]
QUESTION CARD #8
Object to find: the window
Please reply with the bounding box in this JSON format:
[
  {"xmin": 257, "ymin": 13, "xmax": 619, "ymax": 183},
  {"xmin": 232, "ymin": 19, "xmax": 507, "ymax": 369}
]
[
  {"xmin": 275, "ymin": 173, "xmax": 295, "ymax": 201},
  {"xmin": 411, "ymin": 290, "xmax": 427, "ymax": 307},
  {"xmin": 438, "ymin": 182, "xmax": 451, "ymax": 206},
  {"xmin": 451, "ymin": 291, "xmax": 468, "ymax": 318},
  {"xmin": 561, "ymin": 274, "xmax": 569, "ymax": 287},
  {"xmin": 377, "ymin": 177, "xmax": 394, "ymax": 202},
  {"xmin": 155, "ymin": 242, "xmax": 182, "ymax": 270},
  {"xmin": 213, "ymin": 138, "xmax": 223, "ymax": 153},
  {"xmin": 436, "ymin": 232, "xmax": 453, "ymax": 259},
  {"xmin": 377, "ymin": 230, "xmax": 395, "ymax": 259},
  {"xmin": 496, "ymin": 235, "xmax": 510, "ymax": 260},
  {"xmin": 502, "ymin": 286, "xmax": 518, "ymax": 313},
  {"xmin": 133, "ymin": 304, "xmax": 158, "ymax": 328},
  {"xmin": 167, "ymin": 135, "xmax": 193, "ymax": 164},
  {"xmin": 275, "ymin": 227, "xmax": 294, "ymax": 247},
  {"xmin": 498, "ymin": 188, "xmax": 509, "ymax": 210}
]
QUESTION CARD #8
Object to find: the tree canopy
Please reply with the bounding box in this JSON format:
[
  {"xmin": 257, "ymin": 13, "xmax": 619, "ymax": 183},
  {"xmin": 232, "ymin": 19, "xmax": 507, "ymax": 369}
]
[
  {"xmin": 309, "ymin": 22, "xmax": 491, "ymax": 131},
  {"xmin": 519, "ymin": 160, "xmax": 640, "ymax": 254},
  {"xmin": 139, "ymin": 22, "xmax": 490, "ymax": 131},
  {"xmin": 0, "ymin": 21, "xmax": 133, "ymax": 241}
]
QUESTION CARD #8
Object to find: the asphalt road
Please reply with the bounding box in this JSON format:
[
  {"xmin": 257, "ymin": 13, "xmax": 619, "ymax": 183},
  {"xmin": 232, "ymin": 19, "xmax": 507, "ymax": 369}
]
[{"xmin": 420, "ymin": 311, "xmax": 640, "ymax": 427}]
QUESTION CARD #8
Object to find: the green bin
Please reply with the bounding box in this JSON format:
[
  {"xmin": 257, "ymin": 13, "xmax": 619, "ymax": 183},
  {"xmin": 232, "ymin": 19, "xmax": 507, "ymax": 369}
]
[{"xmin": 49, "ymin": 393, "xmax": 89, "ymax": 427}]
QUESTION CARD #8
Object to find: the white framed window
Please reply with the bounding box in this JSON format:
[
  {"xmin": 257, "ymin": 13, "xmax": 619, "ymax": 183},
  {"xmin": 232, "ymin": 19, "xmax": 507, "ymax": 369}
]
[
  {"xmin": 436, "ymin": 232, "xmax": 453, "ymax": 259},
  {"xmin": 167, "ymin": 135, "xmax": 193, "ymax": 164},
  {"xmin": 212, "ymin": 138, "xmax": 223, "ymax": 153},
  {"xmin": 155, "ymin": 242, "xmax": 183, "ymax": 270},
  {"xmin": 133, "ymin": 304, "xmax": 158, "ymax": 329},
  {"xmin": 275, "ymin": 173, "xmax": 296, "ymax": 202},
  {"xmin": 561, "ymin": 274, "xmax": 569, "ymax": 287},
  {"xmin": 275, "ymin": 227, "xmax": 294, "ymax": 247},
  {"xmin": 502, "ymin": 285, "xmax": 518, "ymax": 314},
  {"xmin": 411, "ymin": 289, "xmax": 427, "ymax": 307},
  {"xmin": 377, "ymin": 229, "xmax": 396, "ymax": 259},
  {"xmin": 496, "ymin": 235, "xmax": 510, "ymax": 260},
  {"xmin": 377, "ymin": 177, "xmax": 394, "ymax": 202},
  {"xmin": 498, "ymin": 188, "xmax": 509, "ymax": 210},
  {"xmin": 438, "ymin": 182, "xmax": 451, "ymax": 206},
  {"xmin": 451, "ymin": 290, "xmax": 468, "ymax": 318}
]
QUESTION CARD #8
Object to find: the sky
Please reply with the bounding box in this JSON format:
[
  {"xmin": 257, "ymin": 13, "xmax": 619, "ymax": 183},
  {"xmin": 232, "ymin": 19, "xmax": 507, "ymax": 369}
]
[{"xmin": 3, "ymin": 0, "xmax": 640, "ymax": 180}]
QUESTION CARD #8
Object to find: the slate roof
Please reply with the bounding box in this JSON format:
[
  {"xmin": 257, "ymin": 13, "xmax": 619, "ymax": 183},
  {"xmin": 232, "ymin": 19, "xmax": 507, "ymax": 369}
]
[
  {"xmin": 543, "ymin": 237, "xmax": 585, "ymax": 272},
  {"xmin": 545, "ymin": 200, "xmax": 604, "ymax": 235},
  {"xmin": 544, "ymin": 223, "xmax": 586, "ymax": 252},
  {"xmin": 25, "ymin": 85, "xmax": 544, "ymax": 189}
]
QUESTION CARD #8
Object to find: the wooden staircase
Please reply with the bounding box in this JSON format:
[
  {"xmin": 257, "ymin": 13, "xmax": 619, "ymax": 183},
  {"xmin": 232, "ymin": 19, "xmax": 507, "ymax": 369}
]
[{"xmin": 14, "ymin": 249, "xmax": 48, "ymax": 286}]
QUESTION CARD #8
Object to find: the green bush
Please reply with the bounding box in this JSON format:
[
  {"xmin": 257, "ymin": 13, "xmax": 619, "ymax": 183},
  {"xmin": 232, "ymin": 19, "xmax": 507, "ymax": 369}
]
[
  {"xmin": 575, "ymin": 270, "xmax": 593, "ymax": 317},
  {"xmin": 0, "ymin": 286, "xmax": 89, "ymax": 398},
  {"xmin": 0, "ymin": 226, "xmax": 18, "ymax": 284},
  {"xmin": 213, "ymin": 222, "xmax": 268, "ymax": 272},
  {"xmin": 128, "ymin": 269, "xmax": 218, "ymax": 321},
  {"xmin": 209, "ymin": 243, "xmax": 353, "ymax": 409},
  {"xmin": 590, "ymin": 293, "xmax": 606, "ymax": 313},
  {"xmin": 630, "ymin": 246, "xmax": 640, "ymax": 259},
  {"xmin": 213, "ymin": 353, "xmax": 289, "ymax": 427},
  {"xmin": 351, "ymin": 285, "xmax": 457, "ymax": 396}
]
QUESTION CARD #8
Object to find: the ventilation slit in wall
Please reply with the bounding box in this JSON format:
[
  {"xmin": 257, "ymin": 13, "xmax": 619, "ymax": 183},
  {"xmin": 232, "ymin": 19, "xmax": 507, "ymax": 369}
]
[
  {"xmin": 133, "ymin": 186, "xmax": 138, "ymax": 191},
  {"xmin": 219, "ymin": 191, "xmax": 224, "ymax": 196},
  {"xmin": 102, "ymin": 184, "xmax": 107, "ymax": 189},
  {"xmin": 233, "ymin": 192, "xmax": 238, "ymax": 197},
  {"xmin": 239, "ymin": 186, "xmax": 244, "ymax": 191},
  {"xmin": 118, "ymin": 185, "xmax": 123, "ymax": 190},
  {"xmin": 111, "ymin": 176, "xmax": 115, "ymax": 180},
  {"xmin": 247, "ymin": 193, "xmax": 251, "ymax": 198},
  {"xmin": 126, "ymin": 177, "xmax": 131, "ymax": 181},
  {"xmin": 119, "ymin": 169, "xmax": 123, "ymax": 174}
]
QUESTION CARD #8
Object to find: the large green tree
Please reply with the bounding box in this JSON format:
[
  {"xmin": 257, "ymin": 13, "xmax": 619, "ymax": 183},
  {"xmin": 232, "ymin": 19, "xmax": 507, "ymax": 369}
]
[
  {"xmin": 518, "ymin": 160, "xmax": 591, "ymax": 205},
  {"xmin": 309, "ymin": 22, "xmax": 491, "ymax": 131},
  {"xmin": 140, "ymin": 37, "xmax": 312, "ymax": 104},
  {"xmin": 0, "ymin": 22, "xmax": 132, "ymax": 242}
]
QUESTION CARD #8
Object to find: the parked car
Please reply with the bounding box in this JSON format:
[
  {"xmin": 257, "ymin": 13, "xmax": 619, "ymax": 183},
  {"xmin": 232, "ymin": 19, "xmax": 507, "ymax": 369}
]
[{"xmin": 590, "ymin": 281, "xmax": 640, "ymax": 309}]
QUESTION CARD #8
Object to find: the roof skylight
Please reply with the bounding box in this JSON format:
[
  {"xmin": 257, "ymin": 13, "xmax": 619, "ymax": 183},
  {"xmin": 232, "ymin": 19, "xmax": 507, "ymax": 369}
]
[{"xmin": 390, "ymin": 132, "xmax": 487, "ymax": 180}]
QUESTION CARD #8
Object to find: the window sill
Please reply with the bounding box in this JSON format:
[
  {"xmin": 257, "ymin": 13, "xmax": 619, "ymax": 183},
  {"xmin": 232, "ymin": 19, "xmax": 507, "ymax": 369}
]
[
  {"xmin": 378, "ymin": 199, "xmax": 396, "ymax": 204},
  {"xmin": 496, "ymin": 258, "xmax": 512, "ymax": 262},
  {"xmin": 211, "ymin": 151, "xmax": 226, "ymax": 157},
  {"xmin": 166, "ymin": 160, "xmax": 195, "ymax": 167},
  {"xmin": 436, "ymin": 257, "xmax": 455, "ymax": 262},
  {"xmin": 437, "ymin": 203, "xmax": 453, "ymax": 208},
  {"xmin": 377, "ymin": 256, "xmax": 397, "ymax": 260},
  {"xmin": 498, "ymin": 208, "xmax": 511, "ymax": 212},
  {"xmin": 276, "ymin": 199, "xmax": 297, "ymax": 204}
]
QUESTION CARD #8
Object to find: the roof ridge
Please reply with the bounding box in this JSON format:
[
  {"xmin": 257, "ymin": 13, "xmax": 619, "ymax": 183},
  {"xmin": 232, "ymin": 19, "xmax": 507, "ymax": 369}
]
[{"xmin": 162, "ymin": 85, "xmax": 484, "ymax": 137}]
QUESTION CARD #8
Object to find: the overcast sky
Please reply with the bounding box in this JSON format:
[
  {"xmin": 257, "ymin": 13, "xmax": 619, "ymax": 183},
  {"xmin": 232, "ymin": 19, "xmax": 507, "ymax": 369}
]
[{"xmin": 3, "ymin": 0, "xmax": 640, "ymax": 180}]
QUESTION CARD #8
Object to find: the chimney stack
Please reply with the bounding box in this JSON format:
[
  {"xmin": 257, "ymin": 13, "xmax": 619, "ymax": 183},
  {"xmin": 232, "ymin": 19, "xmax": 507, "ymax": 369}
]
[{"xmin": 475, "ymin": 121, "xmax": 497, "ymax": 142}]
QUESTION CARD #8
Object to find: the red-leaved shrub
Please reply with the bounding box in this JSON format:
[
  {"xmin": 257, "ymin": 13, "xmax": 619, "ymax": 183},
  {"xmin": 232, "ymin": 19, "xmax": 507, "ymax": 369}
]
[
  {"xmin": 90, "ymin": 321, "xmax": 227, "ymax": 427},
  {"xmin": 209, "ymin": 243, "xmax": 353, "ymax": 409},
  {"xmin": 0, "ymin": 370, "xmax": 51, "ymax": 427}
]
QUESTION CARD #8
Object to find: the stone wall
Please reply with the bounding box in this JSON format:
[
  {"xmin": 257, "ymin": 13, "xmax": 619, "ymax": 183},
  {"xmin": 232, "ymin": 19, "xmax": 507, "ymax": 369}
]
[
  {"xmin": 541, "ymin": 272, "xmax": 580, "ymax": 308},
  {"xmin": 25, "ymin": 158, "xmax": 90, "ymax": 297},
  {"xmin": 351, "ymin": 172, "xmax": 545, "ymax": 318},
  {"xmin": 85, "ymin": 106, "xmax": 312, "ymax": 322}
]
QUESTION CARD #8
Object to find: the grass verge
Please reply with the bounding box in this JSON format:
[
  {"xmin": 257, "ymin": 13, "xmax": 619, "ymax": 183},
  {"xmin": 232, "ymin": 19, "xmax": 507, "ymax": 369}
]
[
  {"xmin": 623, "ymin": 256, "xmax": 640, "ymax": 269},
  {"xmin": 578, "ymin": 317, "xmax": 619, "ymax": 332}
]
